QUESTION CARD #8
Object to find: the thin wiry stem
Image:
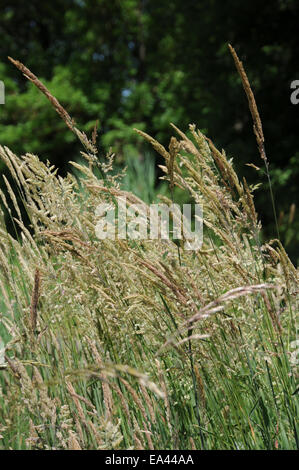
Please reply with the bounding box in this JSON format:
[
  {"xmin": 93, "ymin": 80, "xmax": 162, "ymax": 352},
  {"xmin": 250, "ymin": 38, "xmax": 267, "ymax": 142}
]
[{"xmin": 228, "ymin": 44, "xmax": 280, "ymax": 239}]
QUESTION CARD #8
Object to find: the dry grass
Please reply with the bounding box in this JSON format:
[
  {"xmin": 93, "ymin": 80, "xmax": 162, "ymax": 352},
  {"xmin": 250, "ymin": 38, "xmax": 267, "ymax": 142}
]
[{"xmin": 0, "ymin": 53, "xmax": 297, "ymax": 450}]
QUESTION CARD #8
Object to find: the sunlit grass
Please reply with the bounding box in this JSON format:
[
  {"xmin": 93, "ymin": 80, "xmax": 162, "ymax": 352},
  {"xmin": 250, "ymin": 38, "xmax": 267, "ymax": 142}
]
[{"xmin": 0, "ymin": 55, "xmax": 297, "ymax": 450}]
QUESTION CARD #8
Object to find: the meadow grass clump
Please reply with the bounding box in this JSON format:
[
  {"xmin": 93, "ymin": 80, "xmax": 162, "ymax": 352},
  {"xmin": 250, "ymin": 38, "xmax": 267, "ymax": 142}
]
[{"xmin": 0, "ymin": 52, "xmax": 298, "ymax": 450}]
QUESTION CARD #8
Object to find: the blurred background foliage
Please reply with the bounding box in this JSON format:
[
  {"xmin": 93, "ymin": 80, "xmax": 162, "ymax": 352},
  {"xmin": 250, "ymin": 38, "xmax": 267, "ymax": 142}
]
[{"xmin": 0, "ymin": 0, "xmax": 298, "ymax": 263}]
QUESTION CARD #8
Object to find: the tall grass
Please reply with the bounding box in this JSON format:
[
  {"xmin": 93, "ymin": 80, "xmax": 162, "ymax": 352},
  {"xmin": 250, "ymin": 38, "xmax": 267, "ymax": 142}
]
[{"xmin": 0, "ymin": 52, "xmax": 297, "ymax": 450}]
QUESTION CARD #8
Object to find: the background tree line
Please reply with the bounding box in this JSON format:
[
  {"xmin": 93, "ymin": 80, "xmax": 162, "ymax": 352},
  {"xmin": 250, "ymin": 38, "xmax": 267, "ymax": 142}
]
[{"xmin": 0, "ymin": 0, "xmax": 298, "ymax": 262}]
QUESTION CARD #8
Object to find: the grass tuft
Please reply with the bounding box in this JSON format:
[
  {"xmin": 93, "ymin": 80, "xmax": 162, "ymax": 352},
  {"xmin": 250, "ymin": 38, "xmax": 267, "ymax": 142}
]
[{"xmin": 0, "ymin": 54, "xmax": 297, "ymax": 450}]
